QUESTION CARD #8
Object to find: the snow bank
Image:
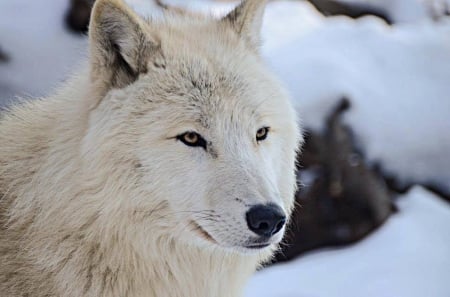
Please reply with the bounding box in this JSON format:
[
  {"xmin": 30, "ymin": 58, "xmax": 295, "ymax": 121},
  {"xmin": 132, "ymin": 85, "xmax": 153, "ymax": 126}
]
[{"xmin": 245, "ymin": 186, "xmax": 450, "ymax": 297}]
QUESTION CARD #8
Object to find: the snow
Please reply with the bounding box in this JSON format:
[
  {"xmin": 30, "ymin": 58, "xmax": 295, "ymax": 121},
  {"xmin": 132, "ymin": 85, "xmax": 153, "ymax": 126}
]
[
  {"xmin": 245, "ymin": 186, "xmax": 450, "ymax": 297},
  {"xmin": 0, "ymin": 0, "xmax": 87, "ymax": 104},
  {"xmin": 1, "ymin": 1, "xmax": 450, "ymax": 296}
]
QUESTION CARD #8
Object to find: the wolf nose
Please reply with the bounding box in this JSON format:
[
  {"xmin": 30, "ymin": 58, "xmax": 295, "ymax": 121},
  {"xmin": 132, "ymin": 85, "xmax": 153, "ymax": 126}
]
[{"xmin": 246, "ymin": 204, "xmax": 286, "ymax": 237}]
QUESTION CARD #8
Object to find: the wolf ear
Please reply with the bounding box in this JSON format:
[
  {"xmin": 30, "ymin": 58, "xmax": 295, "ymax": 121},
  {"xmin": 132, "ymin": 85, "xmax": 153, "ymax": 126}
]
[
  {"xmin": 89, "ymin": 0, "xmax": 160, "ymax": 92},
  {"xmin": 221, "ymin": 0, "xmax": 268, "ymax": 50}
]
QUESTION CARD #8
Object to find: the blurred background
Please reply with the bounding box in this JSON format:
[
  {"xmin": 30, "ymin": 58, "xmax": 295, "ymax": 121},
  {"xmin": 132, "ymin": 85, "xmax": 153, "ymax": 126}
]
[{"xmin": 1, "ymin": 0, "xmax": 449, "ymax": 296}]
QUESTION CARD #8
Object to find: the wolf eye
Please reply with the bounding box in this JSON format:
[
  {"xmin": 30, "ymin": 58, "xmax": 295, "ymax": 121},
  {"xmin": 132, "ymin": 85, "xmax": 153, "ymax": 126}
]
[
  {"xmin": 256, "ymin": 127, "xmax": 270, "ymax": 142},
  {"xmin": 177, "ymin": 131, "xmax": 207, "ymax": 149}
]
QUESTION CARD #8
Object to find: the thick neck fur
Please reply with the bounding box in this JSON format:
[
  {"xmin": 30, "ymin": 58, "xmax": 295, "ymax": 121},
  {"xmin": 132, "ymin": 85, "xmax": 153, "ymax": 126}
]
[{"xmin": 0, "ymin": 74, "xmax": 263, "ymax": 297}]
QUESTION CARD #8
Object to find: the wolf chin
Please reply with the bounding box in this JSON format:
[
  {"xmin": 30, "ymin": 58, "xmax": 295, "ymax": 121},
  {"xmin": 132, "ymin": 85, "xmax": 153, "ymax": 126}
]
[{"xmin": 0, "ymin": 0, "xmax": 302, "ymax": 296}]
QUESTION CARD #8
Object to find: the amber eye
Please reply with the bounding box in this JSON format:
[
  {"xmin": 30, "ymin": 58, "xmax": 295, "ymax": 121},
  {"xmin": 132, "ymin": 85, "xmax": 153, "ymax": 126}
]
[
  {"xmin": 256, "ymin": 127, "xmax": 270, "ymax": 142},
  {"xmin": 177, "ymin": 131, "xmax": 207, "ymax": 149}
]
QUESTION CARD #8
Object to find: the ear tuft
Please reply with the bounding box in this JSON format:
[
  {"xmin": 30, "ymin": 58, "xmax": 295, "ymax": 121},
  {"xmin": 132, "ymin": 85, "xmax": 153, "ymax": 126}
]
[
  {"xmin": 222, "ymin": 0, "xmax": 268, "ymax": 51},
  {"xmin": 89, "ymin": 0, "xmax": 160, "ymax": 91}
]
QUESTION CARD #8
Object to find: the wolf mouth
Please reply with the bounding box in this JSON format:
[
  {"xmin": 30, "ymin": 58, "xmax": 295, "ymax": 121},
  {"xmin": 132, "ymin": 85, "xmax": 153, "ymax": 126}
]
[
  {"xmin": 190, "ymin": 220, "xmax": 218, "ymax": 244},
  {"xmin": 244, "ymin": 243, "xmax": 271, "ymax": 249}
]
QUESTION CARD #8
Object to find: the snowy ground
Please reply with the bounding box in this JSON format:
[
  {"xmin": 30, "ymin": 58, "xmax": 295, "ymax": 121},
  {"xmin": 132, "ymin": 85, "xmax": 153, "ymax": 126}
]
[{"xmin": 1, "ymin": 0, "xmax": 449, "ymax": 296}]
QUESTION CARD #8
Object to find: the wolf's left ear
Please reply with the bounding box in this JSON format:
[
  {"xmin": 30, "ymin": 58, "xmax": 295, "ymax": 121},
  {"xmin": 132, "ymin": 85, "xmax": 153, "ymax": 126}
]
[
  {"xmin": 89, "ymin": 0, "xmax": 161, "ymax": 93},
  {"xmin": 221, "ymin": 0, "xmax": 268, "ymax": 51}
]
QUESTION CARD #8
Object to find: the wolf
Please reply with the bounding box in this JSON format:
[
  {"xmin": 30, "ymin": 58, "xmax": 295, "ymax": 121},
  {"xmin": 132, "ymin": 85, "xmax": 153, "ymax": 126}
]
[{"xmin": 0, "ymin": 0, "xmax": 302, "ymax": 296}]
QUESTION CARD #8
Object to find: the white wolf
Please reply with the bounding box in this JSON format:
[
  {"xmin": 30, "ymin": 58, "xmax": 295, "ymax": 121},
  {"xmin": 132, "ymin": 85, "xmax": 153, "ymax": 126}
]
[{"xmin": 0, "ymin": 0, "xmax": 302, "ymax": 296}]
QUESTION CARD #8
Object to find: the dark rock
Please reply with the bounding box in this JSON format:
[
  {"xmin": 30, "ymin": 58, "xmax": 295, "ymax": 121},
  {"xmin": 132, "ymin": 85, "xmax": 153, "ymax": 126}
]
[
  {"xmin": 65, "ymin": 0, "xmax": 95, "ymax": 33},
  {"xmin": 273, "ymin": 98, "xmax": 394, "ymax": 263},
  {"xmin": 307, "ymin": 0, "xmax": 393, "ymax": 25},
  {"xmin": 0, "ymin": 47, "xmax": 9, "ymax": 63}
]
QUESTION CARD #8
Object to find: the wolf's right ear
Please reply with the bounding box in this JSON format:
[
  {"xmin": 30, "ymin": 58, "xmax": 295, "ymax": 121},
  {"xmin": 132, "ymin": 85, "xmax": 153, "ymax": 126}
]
[
  {"xmin": 89, "ymin": 0, "xmax": 161, "ymax": 95},
  {"xmin": 221, "ymin": 0, "xmax": 268, "ymax": 51}
]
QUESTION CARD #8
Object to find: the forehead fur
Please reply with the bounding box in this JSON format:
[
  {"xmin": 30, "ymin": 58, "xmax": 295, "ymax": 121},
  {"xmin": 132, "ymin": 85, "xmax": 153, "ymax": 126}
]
[
  {"xmin": 140, "ymin": 59, "xmax": 284, "ymax": 132},
  {"xmin": 154, "ymin": 12, "xmax": 251, "ymax": 59}
]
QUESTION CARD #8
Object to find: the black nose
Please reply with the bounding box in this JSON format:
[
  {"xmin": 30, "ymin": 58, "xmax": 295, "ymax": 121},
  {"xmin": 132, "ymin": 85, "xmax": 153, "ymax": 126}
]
[{"xmin": 246, "ymin": 204, "xmax": 286, "ymax": 237}]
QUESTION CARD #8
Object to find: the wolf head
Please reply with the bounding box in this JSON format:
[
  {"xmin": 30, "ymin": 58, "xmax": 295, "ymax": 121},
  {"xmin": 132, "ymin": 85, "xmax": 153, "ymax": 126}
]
[{"xmin": 82, "ymin": 0, "xmax": 301, "ymax": 254}]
